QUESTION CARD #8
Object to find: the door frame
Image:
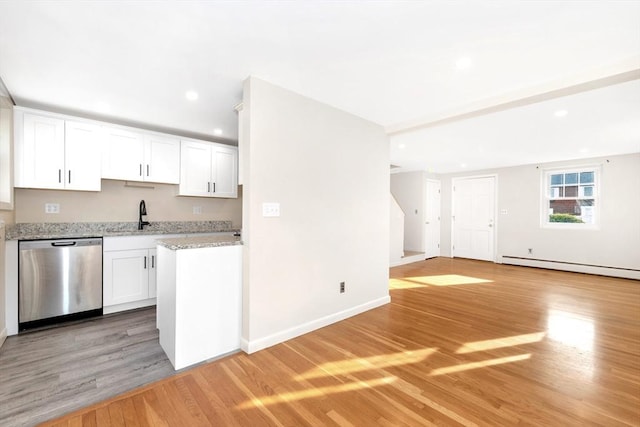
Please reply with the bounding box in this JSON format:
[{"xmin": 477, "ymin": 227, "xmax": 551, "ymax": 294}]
[
  {"xmin": 450, "ymin": 174, "xmax": 498, "ymax": 262},
  {"xmin": 424, "ymin": 178, "xmax": 441, "ymax": 258}
]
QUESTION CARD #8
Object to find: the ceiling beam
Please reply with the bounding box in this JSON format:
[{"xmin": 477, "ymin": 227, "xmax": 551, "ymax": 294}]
[{"xmin": 386, "ymin": 58, "xmax": 640, "ymax": 136}]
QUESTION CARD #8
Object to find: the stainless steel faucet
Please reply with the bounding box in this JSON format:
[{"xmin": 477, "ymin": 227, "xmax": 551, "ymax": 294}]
[{"xmin": 138, "ymin": 200, "xmax": 150, "ymax": 230}]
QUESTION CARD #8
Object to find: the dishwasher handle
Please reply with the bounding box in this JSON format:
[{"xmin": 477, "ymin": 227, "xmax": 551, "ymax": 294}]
[{"xmin": 51, "ymin": 241, "xmax": 78, "ymax": 247}]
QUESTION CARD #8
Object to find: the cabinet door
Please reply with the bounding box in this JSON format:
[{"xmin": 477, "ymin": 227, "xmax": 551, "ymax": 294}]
[
  {"xmin": 211, "ymin": 145, "xmax": 238, "ymax": 198},
  {"xmin": 179, "ymin": 140, "xmax": 212, "ymax": 197},
  {"xmin": 104, "ymin": 249, "xmax": 149, "ymax": 306},
  {"xmin": 148, "ymin": 248, "xmax": 157, "ymax": 299},
  {"xmin": 101, "ymin": 126, "xmax": 145, "ymax": 181},
  {"xmin": 144, "ymin": 134, "xmax": 180, "ymax": 184},
  {"xmin": 64, "ymin": 120, "xmax": 102, "ymax": 191},
  {"xmin": 17, "ymin": 113, "xmax": 65, "ymax": 189}
]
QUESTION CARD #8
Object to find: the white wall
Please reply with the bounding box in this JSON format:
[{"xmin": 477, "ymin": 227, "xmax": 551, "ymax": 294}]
[
  {"xmin": 241, "ymin": 77, "xmax": 390, "ymax": 353},
  {"xmin": 390, "ymin": 194, "xmax": 405, "ymax": 263},
  {"xmin": 390, "ymin": 171, "xmax": 425, "ymax": 252},
  {"xmin": 0, "ymin": 222, "xmax": 6, "ymax": 348},
  {"xmin": 440, "ymin": 153, "xmax": 640, "ymax": 275},
  {"xmin": 0, "ymin": 97, "xmax": 13, "ymax": 210}
]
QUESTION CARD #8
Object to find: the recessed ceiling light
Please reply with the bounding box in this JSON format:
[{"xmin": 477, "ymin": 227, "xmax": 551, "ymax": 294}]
[
  {"xmin": 455, "ymin": 57, "xmax": 472, "ymax": 70},
  {"xmin": 460, "ymin": 163, "xmax": 467, "ymax": 168},
  {"xmin": 213, "ymin": 128, "xmax": 223, "ymax": 136},
  {"xmin": 398, "ymin": 143, "xmax": 406, "ymax": 149},
  {"xmin": 554, "ymin": 109, "xmax": 568, "ymax": 118},
  {"xmin": 185, "ymin": 91, "xmax": 199, "ymax": 101}
]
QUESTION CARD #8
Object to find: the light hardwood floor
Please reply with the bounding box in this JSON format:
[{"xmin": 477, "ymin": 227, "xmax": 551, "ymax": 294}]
[{"xmin": 29, "ymin": 259, "xmax": 640, "ymax": 425}]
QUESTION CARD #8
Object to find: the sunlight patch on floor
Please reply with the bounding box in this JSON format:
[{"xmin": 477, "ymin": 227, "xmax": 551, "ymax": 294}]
[
  {"xmin": 407, "ymin": 274, "xmax": 493, "ymax": 287},
  {"xmin": 456, "ymin": 332, "xmax": 546, "ymax": 354},
  {"xmin": 389, "ymin": 274, "xmax": 493, "ymax": 289},
  {"xmin": 547, "ymin": 309, "xmax": 594, "ymax": 352},
  {"xmin": 389, "ymin": 278, "xmax": 427, "ymax": 289},
  {"xmin": 236, "ymin": 376, "xmax": 397, "ymax": 409},
  {"xmin": 429, "ymin": 353, "xmax": 531, "ymax": 376},
  {"xmin": 295, "ymin": 348, "xmax": 437, "ymax": 380}
]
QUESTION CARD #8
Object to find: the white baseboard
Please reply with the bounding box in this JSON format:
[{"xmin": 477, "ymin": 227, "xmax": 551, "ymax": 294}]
[
  {"xmin": 103, "ymin": 298, "xmax": 156, "ymax": 315},
  {"xmin": 0, "ymin": 327, "xmax": 7, "ymax": 349},
  {"xmin": 501, "ymin": 256, "xmax": 640, "ymax": 280},
  {"xmin": 240, "ymin": 337, "xmax": 250, "ymax": 353},
  {"xmin": 390, "ymin": 254, "xmax": 427, "ymax": 267},
  {"xmin": 242, "ymin": 295, "xmax": 391, "ymax": 354}
]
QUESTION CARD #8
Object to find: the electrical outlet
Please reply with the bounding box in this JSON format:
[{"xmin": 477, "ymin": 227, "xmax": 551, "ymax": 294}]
[
  {"xmin": 340, "ymin": 281, "xmax": 345, "ymax": 293},
  {"xmin": 193, "ymin": 206, "xmax": 202, "ymax": 215},
  {"xmin": 45, "ymin": 203, "xmax": 60, "ymax": 214}
]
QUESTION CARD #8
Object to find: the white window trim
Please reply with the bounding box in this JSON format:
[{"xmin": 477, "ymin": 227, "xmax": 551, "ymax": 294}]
[{"xmin": 540, "ymin": 164, "xmax": 602, "ymax": 230}]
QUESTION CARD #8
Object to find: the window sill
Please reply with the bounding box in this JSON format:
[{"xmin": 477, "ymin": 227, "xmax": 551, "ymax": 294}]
[{"xmin": 541, "ymin": 223, "xmax": 600, "ymax": 231}]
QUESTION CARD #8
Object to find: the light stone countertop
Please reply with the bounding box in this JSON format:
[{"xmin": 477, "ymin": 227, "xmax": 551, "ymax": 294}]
[
  {"xmin": 6, "ymin": 221, "xmax": 239, "ymax": 240},
  {"xmin": 156, "ymin": 234, "xmax": 242, "ymax": 250}
]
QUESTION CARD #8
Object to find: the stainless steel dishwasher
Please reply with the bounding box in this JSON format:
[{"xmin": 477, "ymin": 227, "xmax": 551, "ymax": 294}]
[{"xmin": 19, "ymin": 237, "xmax": 103, "ymax": 331}]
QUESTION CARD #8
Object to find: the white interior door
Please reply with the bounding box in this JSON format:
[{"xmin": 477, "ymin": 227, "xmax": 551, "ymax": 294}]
[
  {"xmin": 452, "ymin": 176, "xmax": 496, "ymax": 261},
  {"xmin": 425, "ymin": 179, "xmax": 441, "ymax": 258}
]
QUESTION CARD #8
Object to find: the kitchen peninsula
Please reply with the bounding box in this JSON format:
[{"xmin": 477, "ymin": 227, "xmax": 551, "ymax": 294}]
[
  {"xmin": 156, "ymin": 234, "xmax": 242, "ymax": 370},
  {"xmin": 3, "ymin": 221, "xmax": 239, "ymax": 336}
]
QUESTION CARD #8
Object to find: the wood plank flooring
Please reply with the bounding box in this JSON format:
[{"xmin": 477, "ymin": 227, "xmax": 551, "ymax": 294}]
[
  {"xmin": 10, "ymin": 258, "xmax": 640, "ymax": 426},
  {"xmin": 0, "ymin": 308, "xmax": 177, "ymax": 426}
]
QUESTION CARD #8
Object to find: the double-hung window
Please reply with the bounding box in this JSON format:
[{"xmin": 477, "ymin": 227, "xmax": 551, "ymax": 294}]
[{"xmin": 542, "ymin": 166, "xmax": 600, "ymax": 228}]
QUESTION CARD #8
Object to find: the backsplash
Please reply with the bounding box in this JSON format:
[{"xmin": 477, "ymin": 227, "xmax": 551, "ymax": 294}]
[{"xmin": 13, "ymin": 179, "xmax": 242, "ymax": 226}]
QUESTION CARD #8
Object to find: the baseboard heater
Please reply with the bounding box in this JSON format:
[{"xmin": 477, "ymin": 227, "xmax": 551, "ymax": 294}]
[{"xmin": 501, "ymin": 256, "xmax": 640, "ymax": 281}]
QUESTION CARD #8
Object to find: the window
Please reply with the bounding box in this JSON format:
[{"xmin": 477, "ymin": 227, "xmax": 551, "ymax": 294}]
[{"xmin": 543, "ymin": 166, "xmax": 600, "ymax": 227}]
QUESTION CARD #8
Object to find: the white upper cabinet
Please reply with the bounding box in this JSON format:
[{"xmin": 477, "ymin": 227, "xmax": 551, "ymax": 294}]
[
  {"xmin": 212, "ymin": 145, "xmax": 237, "ymax": 198},
  {"xmin": 179, "ymin": 140, "xmax": 237, "ymax": 198},
  {"xmin": 179, "ymin": 140, "xmax": 212, "ymax": 197},
  {"xmin": 64, "ymin": 121, "xmax": 103, "ymax": 191},
  {"xmin": 16, "ymin": 113, "xmax": 64, "ymax": 189},
  {"xmin": 101, "ymin": 126, "xmax": 180, "ymax": 184},
  {"xmin": 144, "ymin": 134, "xmax": 180, "ymax": 184},
  {"xmin": 14, "ymin": 110, "xmax": 101, "ymax": 191},
  {"xmin": 101, "ymin": 127, "xmax": 145, "ymax": 181}
]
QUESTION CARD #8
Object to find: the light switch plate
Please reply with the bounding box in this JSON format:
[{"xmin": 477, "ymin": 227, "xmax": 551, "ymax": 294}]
[{"xmin": 262, "ymin": 202, "xmax": 280, "ymax": 217}]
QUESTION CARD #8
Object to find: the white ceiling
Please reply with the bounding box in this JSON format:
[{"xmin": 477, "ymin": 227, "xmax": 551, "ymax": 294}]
[{"xmin": 0, "ymin": 1, "xmax": 639, "ymax": 173}]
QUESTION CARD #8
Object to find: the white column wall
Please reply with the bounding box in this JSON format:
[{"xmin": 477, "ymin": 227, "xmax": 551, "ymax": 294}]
[{"xmin": 241, "ymin": 77, "xmax": 390, "ymax": 353}]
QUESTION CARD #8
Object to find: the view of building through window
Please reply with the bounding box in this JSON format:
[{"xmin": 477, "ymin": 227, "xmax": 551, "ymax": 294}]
[{"xmin": 545, "ymin": 168, "xmax": 598, "ymax": 225}]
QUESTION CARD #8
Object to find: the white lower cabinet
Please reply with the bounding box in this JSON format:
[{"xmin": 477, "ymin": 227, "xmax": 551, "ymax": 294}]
[
  {"xmin": 103, "ymin": 235, "xmax": 171, "ymax": 314},
  {"xmin": 103, "ymin": 249, "xmax": 155, "ymax": 307},
  {"xmin": 148, "ymin": 248, "xmax": 157, "ymax": 298}
]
